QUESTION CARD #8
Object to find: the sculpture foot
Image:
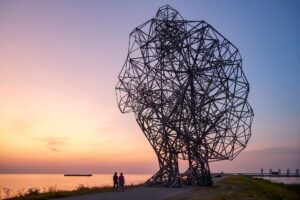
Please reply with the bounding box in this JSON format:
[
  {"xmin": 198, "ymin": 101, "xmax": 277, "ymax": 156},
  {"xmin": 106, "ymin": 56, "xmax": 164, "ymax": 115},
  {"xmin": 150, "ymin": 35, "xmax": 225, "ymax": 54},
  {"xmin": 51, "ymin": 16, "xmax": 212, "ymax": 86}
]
[{"xmin": 145, "ymin": 169, "xmax": 181, "ymax": 187}]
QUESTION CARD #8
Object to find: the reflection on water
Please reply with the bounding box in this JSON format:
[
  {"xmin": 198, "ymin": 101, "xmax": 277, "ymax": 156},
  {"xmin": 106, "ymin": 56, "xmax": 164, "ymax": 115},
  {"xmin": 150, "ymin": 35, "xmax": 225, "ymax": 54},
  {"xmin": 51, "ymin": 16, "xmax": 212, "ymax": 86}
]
[
  {"xmin": 0, "ymin": 174, "xmax": 151, "ymax": 198},
  {"xmin": 260, "ymin": 177, "xmax": 300, "ymax": 184}
]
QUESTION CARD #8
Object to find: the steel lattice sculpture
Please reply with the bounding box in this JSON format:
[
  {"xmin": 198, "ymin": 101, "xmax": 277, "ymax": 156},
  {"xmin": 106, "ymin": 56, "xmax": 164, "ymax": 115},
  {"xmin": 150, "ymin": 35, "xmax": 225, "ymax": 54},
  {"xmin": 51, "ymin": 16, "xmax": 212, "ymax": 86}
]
[{"xmin": 115, "ymin": 5, "xmax": 254, "ymax": 187}]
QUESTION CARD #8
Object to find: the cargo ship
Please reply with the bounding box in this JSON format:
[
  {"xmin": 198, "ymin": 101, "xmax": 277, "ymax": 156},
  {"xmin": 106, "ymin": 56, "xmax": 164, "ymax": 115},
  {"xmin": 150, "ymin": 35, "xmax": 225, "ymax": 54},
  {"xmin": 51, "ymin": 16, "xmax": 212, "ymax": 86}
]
[{"xmin": 64, "ymin": 174, "xmax": 92, "ymax": 176}]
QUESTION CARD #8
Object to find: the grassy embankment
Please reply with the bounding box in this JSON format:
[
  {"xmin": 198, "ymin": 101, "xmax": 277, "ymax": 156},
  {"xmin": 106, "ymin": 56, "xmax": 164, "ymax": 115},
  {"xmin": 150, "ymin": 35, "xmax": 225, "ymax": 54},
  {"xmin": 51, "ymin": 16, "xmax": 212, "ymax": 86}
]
[
  {"xmin": 4, "ymin": 184, "xmax": 140, "ymax": 200},
  {"xmin": 167, "ymin": 176, "xmax": 300, "ymax": 200}
]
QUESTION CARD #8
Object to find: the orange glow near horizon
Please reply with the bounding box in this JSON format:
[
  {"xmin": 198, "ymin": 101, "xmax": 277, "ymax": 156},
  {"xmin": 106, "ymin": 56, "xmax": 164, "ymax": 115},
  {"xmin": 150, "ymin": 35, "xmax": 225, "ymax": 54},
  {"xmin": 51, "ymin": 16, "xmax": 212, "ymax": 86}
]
[{"xmin": 0, "ymin": 73, "xmax": 157, "ymax": 173}]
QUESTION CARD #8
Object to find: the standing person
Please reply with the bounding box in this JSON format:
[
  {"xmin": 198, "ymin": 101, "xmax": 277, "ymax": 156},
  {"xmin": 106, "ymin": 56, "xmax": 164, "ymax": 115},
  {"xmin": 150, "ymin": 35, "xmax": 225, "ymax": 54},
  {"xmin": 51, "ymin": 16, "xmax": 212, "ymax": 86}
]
[
  {"xmin": 118, "ymin": 172, "xmax": 125, "ymax": 192},
  {"xmin": 112, "ymin": 172, "xmax": 118, "ymax": 192}
]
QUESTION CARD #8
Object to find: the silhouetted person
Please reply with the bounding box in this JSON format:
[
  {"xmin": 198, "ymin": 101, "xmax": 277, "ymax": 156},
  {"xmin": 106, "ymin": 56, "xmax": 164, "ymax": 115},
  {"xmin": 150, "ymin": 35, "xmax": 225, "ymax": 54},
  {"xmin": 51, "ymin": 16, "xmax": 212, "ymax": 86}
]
[
  {"xmin": 118, "ymin": 172, "xmax": 125, "ymax": 192},
  {"xmin": 112, "ymin": 172, "xmax": 118, "ymax": 191}
]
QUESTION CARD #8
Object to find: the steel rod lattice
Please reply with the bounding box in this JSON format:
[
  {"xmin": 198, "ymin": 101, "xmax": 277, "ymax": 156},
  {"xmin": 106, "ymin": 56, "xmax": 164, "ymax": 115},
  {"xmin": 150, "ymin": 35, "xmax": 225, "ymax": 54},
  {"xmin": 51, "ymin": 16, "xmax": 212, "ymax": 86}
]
[{"xmin": 115, "ymin": 5, "xmax": 254, "ymax": 187}]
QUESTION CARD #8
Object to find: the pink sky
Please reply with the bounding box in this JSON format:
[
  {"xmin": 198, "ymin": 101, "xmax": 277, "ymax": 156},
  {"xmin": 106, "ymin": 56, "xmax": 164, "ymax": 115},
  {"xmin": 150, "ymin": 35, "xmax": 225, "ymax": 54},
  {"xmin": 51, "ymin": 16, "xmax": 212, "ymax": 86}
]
[{"xmin": 0, "ymin": 0, "xmax": 299, "ymax": 174}]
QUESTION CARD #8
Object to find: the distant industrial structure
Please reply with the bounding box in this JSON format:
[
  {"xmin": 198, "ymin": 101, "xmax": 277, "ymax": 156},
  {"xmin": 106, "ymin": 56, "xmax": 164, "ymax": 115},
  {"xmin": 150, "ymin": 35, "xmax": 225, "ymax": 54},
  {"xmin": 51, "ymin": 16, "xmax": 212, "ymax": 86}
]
[
  {"xmin": 260, "ymin": 168, "xmax": 299, "ymax": 177},
  {"xmin": 225, "ymin": 169, "xmax": 299, "ymax": 177}
]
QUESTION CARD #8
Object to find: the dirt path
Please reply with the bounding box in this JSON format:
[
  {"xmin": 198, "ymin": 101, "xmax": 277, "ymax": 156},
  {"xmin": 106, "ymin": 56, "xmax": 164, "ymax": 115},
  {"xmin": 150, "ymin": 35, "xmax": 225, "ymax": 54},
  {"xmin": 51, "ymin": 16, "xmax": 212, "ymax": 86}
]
[
  {"xmin": 54, "ymin": 186, "xmax": 193, "ymax": 200},
  {"xmin": 55, "ymin": 177, "xmax": 226, "ymax": 200}
]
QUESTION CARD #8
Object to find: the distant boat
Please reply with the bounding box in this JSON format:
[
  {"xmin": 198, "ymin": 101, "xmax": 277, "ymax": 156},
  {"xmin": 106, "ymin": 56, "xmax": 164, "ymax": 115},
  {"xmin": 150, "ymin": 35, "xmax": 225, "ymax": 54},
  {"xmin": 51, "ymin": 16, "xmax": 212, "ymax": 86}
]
[{"xmin": 64, "ymin": 174, "xmax": 92, "ymax": 176}]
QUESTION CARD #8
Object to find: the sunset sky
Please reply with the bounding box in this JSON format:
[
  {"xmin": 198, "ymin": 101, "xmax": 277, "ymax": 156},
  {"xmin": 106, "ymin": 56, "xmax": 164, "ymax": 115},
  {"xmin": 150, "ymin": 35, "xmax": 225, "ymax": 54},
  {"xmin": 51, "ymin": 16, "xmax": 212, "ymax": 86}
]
[{"xmin": 0, "ymin": 0, "xmax": 299, "ymax": 174}]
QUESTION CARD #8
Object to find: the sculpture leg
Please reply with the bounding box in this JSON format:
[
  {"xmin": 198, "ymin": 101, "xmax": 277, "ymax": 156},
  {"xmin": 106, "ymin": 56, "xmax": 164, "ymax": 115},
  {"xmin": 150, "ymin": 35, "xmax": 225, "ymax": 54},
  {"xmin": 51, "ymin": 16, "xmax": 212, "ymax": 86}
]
[
  {"xmin": 136, "ymin": 118, "xmax": 180, "ymax": 187},
  {"xmin": 188, "ymin": 158, "xmax": 213, "ymax": 186},
  {"xmin": 145, "ymin": 147, "xmax": 181, "ymax": 187}
]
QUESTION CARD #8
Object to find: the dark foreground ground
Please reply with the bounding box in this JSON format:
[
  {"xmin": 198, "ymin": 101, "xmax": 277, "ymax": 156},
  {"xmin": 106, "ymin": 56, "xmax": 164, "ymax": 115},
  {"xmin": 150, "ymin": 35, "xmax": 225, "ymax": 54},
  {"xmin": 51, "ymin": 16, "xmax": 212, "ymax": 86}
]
[
  {"xmin": 7, "ymin": 176, "xmax": 300, "ymax": 200},
  {"xmin": 56, "ymin": 186, "xmax": 193, "ymax": 200}
]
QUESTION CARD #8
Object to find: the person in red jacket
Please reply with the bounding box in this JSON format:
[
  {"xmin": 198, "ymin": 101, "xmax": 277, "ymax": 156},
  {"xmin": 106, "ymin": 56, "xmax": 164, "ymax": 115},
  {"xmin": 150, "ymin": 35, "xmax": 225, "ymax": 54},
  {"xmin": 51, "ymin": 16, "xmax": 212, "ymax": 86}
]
[{"xmin": 118, "ymin": 172, "xmax": 125, "ymax": 192}]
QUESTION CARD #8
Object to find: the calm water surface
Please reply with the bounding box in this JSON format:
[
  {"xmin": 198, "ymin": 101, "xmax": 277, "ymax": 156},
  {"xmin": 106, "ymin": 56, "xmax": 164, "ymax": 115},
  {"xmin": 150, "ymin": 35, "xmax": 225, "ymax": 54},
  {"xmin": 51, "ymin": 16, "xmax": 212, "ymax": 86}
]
[
  {"xmin": 0, "ymin": 174, "xmax": 151, "ymax": 198},
  {"xmin": 260, "ymin": 177, "xmax": 300, "ymax": 184}
]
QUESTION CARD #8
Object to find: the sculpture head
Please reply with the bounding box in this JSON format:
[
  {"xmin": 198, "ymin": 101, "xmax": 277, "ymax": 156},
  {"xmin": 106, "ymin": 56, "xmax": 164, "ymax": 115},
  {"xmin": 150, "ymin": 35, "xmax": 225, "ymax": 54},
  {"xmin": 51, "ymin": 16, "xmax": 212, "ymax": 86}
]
[{"xmin": 116, "ymin": 5, "xmax": 253, "ymax": 186}]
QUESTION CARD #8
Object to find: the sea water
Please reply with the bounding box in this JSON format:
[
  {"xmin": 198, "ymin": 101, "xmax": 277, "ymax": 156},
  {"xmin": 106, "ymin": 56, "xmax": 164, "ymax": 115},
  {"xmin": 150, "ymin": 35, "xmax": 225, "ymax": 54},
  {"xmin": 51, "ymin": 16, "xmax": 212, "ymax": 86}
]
[
  {"xmin": 0, "ymin": 174, "xmax": 151, "ymax": 199},
  {"xmin": 260, "ymin": 176, "xmax": 300, "ymax": 184}
]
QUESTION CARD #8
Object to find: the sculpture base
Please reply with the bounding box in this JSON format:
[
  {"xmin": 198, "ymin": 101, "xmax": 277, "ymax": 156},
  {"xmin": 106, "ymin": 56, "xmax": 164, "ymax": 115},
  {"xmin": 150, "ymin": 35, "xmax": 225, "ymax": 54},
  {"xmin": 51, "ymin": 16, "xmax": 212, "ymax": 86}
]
[
  {"xmin": 145, "ymin": 160, "xmax": 213, "ymax": 187},
  {"xmin": 184, "ymin": 160, "xmax": 213, "ymax": 186},
  {"xmin": 145, "ymin": 168, "xmax": 181, "ymax": 187}
]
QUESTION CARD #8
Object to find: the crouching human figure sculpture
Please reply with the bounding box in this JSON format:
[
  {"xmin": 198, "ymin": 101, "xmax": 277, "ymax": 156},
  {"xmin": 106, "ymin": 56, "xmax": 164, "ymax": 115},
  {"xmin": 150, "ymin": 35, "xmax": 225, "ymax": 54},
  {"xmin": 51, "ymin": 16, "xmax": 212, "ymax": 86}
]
[{"xmin": 115, "ymin": 5, "xmax": 254, "ymax": 187}]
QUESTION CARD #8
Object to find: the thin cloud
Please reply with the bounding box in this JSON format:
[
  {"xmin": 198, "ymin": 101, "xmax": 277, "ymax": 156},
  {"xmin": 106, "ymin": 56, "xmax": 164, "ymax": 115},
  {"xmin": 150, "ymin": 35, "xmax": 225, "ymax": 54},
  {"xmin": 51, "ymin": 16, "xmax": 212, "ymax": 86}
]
[
  {"xmin": 9, "ymin": 117, "xmax": 69, "ymax": 152},
  {"xmin": 45, "ymin": 137, "xmax": 68, "ymax": 152},
  {"xmin": 10, "ymin": 118, "xmax": 29, "ymax": 135},
  {"xmin": 97, "ymin": 126, "xmax": 112, "ymax": 134}
]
